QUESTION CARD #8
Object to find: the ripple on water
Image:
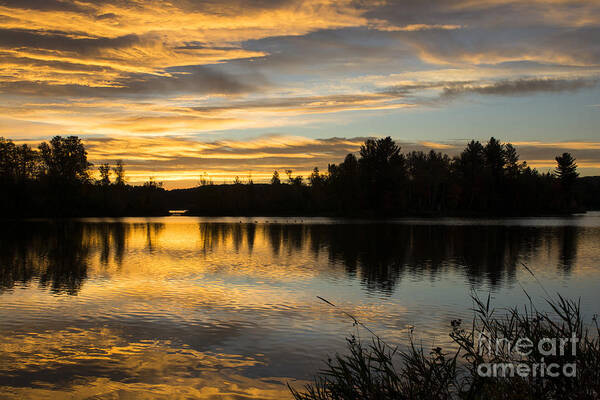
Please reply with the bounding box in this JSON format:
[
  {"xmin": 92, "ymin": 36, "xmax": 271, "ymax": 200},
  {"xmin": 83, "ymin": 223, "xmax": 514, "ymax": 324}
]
[{"xmin": 1, "ymin": 217, "xmax": 599, "ymax": 398}]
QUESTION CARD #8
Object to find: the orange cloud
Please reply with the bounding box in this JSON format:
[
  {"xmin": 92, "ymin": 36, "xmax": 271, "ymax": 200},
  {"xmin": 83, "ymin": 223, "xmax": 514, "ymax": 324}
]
[
  {"xmin": 512, "ymin": 141, "xmax": 600, "ymax": 150},
  {"xmin": 375, "ymin": 23, "xmax": 462, "ymax": 31},
  {"xmin": 418, "ymin": 141, "xmax": 458, "ymax": 149},
  {"xmin": 0, "ymin": 0, "xmax": 372, "ymax": 91}
]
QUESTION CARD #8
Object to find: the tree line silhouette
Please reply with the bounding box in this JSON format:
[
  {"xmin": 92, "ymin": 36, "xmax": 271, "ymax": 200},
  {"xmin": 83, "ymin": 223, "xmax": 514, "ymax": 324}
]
[
  {"xmin": 0, "ymin": 136, "xmax": 166, "ymax": 217},
  {"xmin": 174, "ymin": 137, "xmax": 598, "ymax": 216},
  {"xmin": 1, "ymin": 135, "xmax": 598, "ymax": 217}
]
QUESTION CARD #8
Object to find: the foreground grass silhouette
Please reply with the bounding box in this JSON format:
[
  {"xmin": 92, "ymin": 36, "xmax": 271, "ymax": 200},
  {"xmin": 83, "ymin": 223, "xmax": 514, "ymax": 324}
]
[{"xmin": 290, "ymin": 293, "xmax": 600, "ymax": 399}]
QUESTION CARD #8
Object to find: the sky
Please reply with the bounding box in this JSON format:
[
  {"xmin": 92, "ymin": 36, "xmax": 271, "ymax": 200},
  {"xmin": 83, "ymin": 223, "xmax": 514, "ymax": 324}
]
[{"xmin": 1, "ymin": 0, "xmax": 599, "ymax": 188}]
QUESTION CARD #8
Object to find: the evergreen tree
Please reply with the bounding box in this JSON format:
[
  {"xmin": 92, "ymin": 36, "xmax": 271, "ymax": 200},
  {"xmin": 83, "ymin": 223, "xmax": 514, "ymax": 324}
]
[
  {"xmin": 555, "ymin": 152, "xmax": 579, "ymax": 190},
  {"xmin": 483, "ymin": 137, "xmax": 506, "ymax": 179},
  {"xmin": 504, "ymin": 143, "xmax": 521, "ymax": 179}
]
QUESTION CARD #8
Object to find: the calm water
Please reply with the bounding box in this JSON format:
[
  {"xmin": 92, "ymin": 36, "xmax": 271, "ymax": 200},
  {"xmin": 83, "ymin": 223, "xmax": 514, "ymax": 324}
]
[{"xmin": 1, "ymin": 214, "xmax": 600, "ymax": 399}]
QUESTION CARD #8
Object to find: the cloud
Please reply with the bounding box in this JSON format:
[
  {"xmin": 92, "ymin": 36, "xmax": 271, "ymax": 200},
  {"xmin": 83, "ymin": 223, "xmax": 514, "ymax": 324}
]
[
  {"xmin": 418, "ymin": 141, "xmax": 456, "ymax": 149},
  {"xmin": 0, "ymin": 0, "xmax": 94, "ymax": 13},
  {"xmin": 1, "ymin": 0, "xmax": 600, "ymax": 169},
  {"xmin": 442, "ymin": 77, "xmax": 598, "ymax": 97},
  {"xmin": 0, "ymin": 0, "xmax": 370, "ymax": 76},
  {"xmin": 0, "ymin": 28, "xmax": 141, "ymax": 54},
  {"xmin": 365, "ymin": 0, "xmax": 600, "ymax": 30},
  {"xmin": 374, "ymin": 23, "xmax": 462, "ymax": 32},
  {"xmin": 0, "ymin": 65, "xmax": 265, "ymax": 97},
  {"xmin": 0, "ymin": 75, "xmax": 595, "ymax": 139},
  {"xmin": 188, "ymin": 92, "xmax": 415, "ymax": 115},
  {"xmin": 117, "ymin": 66, "xmax": 265, "ymax": 96}
]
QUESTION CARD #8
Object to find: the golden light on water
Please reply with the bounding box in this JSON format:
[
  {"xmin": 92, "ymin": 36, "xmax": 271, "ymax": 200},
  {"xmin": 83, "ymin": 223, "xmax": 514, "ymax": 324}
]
[
  {"xmin": 2, "ymin": 217, "xmax": 600, "ymax": 398},
  {"xmin": 2, "ymin": 0, "xmax": 600, "ymax": 395}
]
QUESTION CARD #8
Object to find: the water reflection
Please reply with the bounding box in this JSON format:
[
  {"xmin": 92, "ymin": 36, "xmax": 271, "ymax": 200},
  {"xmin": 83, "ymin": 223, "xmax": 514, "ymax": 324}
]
[
  {"xmin": 97, "ymin": 222, "xmax": 128, "ymax": 266},
  {"xmin": 0, "ymin": 327, "xmax": 290, "ymax": 399},
  {"xmin": 0, "ymin": 220, "xmax": 588, "ymax": 295},
  {"xmin": 558, "ymin": 225, "xmax": 578, "ymax": 273},
  {"xmin": 0, "ymin": 222, "xmax": 90, "ymax": 295},
  {"xmin": 0, "ymin": 217, "xmax": 598, "ymax": 399}
]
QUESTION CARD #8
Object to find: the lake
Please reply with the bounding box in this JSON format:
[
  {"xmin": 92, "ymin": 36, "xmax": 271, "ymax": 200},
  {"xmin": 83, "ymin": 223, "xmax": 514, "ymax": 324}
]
[{"xmin": 1, "ymin": 214, "xmax": 599, "ymax": 399}]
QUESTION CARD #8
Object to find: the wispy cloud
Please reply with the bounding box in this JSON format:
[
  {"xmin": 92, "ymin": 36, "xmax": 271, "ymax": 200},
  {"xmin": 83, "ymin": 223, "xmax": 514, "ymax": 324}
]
[
  {"xmin": 2, "ymin": 0, "xmax": 600, "ymax": 185},
  {"xmin": 442, "ymin": 78, "xmax": 598, "ymax": 97}
]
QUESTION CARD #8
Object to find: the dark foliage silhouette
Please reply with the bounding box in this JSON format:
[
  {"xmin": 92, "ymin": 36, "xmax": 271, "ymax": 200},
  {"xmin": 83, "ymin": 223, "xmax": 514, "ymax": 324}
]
[
  {"xmin": 173, "ymin": 136, "xmax": 594, "ymax": 217},
  {"xmin": 1, "ymin": 135, "xmax": 597, "ymax": 217},
  {"xmin": 290, "ymin": 293, "xmax": 600, "ymax": 400},
  {"xmin": 0, "ymin": 136, "xmax": 167, "ymax": 217}
]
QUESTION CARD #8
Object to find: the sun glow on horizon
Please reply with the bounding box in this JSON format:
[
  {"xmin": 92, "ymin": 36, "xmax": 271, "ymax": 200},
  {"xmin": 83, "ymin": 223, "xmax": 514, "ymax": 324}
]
[{"xmin": 1, "ymin": 0, "xmax": 599, "ymax": 187}]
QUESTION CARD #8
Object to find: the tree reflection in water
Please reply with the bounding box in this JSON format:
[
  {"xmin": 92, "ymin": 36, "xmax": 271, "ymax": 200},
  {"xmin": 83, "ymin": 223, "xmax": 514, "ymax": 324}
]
[{"xmin": 0, "ymin": 220, "xmax": 583, "ymax": 296}]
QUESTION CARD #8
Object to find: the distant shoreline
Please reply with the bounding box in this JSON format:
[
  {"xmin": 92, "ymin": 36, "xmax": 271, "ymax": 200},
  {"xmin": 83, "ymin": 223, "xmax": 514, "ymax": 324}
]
[
  {"xmin": 3, "ymin": 136, "xmax": 599, "ymax": 218},
  {"xmin": 3, "ymin": 210, "xmax": 596, "ymax": 222}
]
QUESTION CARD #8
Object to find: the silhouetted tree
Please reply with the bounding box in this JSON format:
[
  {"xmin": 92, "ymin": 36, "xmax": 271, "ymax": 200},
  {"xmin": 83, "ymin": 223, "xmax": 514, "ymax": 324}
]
[
  {"xmin": 144, "ymin": 177, "xmax": 163, "ymax": 188},
  {"xmin": 98, "ymin": 163, "xmax": 111, "ymax": 186},
  {"xmin": 554, "ymin": 152, "xmax": 580, "ymax": 210},
  {"xmin": 359, "ymin": 137, "xmax": 404, "ymax": 177},
  {"xmin": 358, "ymin": 137, "xmax": 406, "ymax": 213},
  {"xmin": 113, "ymin": 160, "xmax": 126, "ymax": 186},
  {"xmin": 14, "ymin": 144, "xmax": 38, "ymax": 181},
  {"xmin": 284, "ymin": 169, "xmax": 303, "ymax": 185},
  {"xmin": 309, "ymin": 167, "xmax": 326, "ymax": 187},
  {"xmin": 271, "ymin": 170, "xmax": 281, "ymax": 185},
  {"xmin": 504, "ymin": 143, "xmax": 522, "ymax": 179},
  {"xmin": 482, "ymin": 137, "xmax": 506, "ymax": 210},
  {"xmin": 1, "ymin": 136, "xmax": 169, "ymax": 217},
  {"xmin": 328, "ymin": 153, "xmax": 361, "ymax": 213},
  {"xmin": 453, "ymin": 140, "xmax": 482, "ymax": 210},
  {"xmin": 0, "ymin": 138, "xmax": 15, "ymax": 179},
  {"xmin": 292, "ymin": 175, "xmax": 303, "ymax": 186},
  {"xmin": 484, "ymin": 137, "xmax": 506, "ymax": 179},
  {"xmin": 38, "ymin": 136, "xmax": 91, "ymax": 183},
  {"xmin": 407, "ymin": 150, "xmax": 451, "ymax": 212},
  {"xmin": 457, "ymin": 140, "xmax": 485, "ymax": 178},
  {"xmin": 0, "ymin": 138, "xmax": 38, "ymax": 183},
  {"xmin": 555, "ymin": 153, "xmax": 579, "ymax": 190}
]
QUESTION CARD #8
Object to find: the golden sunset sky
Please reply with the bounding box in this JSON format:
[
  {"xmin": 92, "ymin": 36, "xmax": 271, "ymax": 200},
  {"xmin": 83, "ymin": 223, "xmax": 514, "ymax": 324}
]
[{"xmin": 1, "ymin": 0, "xmax": 599, "ymax": 187}]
